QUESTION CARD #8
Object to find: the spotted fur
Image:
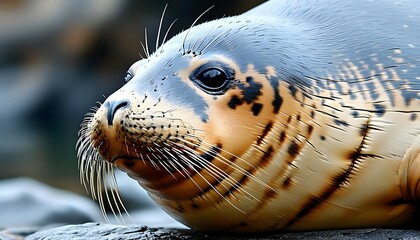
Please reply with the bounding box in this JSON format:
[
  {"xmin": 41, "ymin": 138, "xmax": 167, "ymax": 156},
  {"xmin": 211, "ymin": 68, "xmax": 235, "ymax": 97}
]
[{"xmin": 77, "ymin": 0, "xmax": 420, "ymax": 232}]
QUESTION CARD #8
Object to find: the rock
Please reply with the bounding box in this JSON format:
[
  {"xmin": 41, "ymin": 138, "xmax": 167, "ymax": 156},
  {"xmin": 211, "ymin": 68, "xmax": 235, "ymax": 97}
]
[
  {"xmin": 107, "ymin": 208, "xmax": 187, "ymax": 229},
  {"xmin": 0, "ymin": 178, "xmax": 102, "ymax": 230},
  {"xmin": 25, "ymin": 222, "xmax": 420, "ymax": 240}
]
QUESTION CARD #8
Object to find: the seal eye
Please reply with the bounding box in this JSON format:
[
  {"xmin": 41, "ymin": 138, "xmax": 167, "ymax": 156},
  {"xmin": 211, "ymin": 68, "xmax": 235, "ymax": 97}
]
[
  {"xmin": 124, "ymin": 71, "xmax": 133, "ymax": 83},
  {"xmin": 193, "ymin": 67, "xmax": 233, "ymax": 95},
  {"xmin": 198, "ymin": 68, "xmax": 226, "ymax": 88}
]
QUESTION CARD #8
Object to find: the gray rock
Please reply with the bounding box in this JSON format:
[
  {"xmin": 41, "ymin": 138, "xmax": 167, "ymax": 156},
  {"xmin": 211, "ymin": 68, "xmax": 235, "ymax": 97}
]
[
  {"xmin": 26, "ymin": 222, "xmax": 420, "ymax": 240},
  {"xmin": 106, "ymin": 208, "xmax": 187, "ymax": 229},
  {"xmin": 0, "ymin": 178, "xmax": 102, "ymax": 229}
]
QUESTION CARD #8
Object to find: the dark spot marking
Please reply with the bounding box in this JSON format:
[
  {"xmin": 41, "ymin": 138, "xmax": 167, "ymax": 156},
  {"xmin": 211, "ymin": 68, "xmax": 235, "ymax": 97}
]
[
  {"xmin": 288, "ymin": 84, "xmax": 297, "ymax": 96},
  {"xmin": 264, "ymin": 189, "xmax": 277, "ymax": 199},
  {"xmin": 191, "ymin": 203, "xmax": 199, "ymax": 209},
  {"xmin": 310, "ymin": 110, "xmax": 315, "ymax": 118},
  {"xmin": 293, "ymin": 196, "xmax": 322, "ymax": 220},
  {"xmin": 287, "ymin": 141, "xmax": 300, "ymax": 157},
  {"xmin": 260, "ymin": 146, "xmax": 274, "ymax": 168},
  {"xmin": 282, "ymin": 176, "xmax": 292, "ymax": 189},
  {"xmin": 228, "ymin": 95, "xmax": 243, "ymax": 109},
  {"xmin": 373, "ymin": 104, "xmax": 386, "ymax": 117},
  {"xmin": 410, "ymin": 113, "xmax": 417, "ymax": 121},
  {"xmin": 334, "ymin": 119, "xmax": 349, "ymax": 127},
  {"xmin": 296, "ymin": 115, "xmax": 301, "ymax": 121},
  {"xmin": 402, "ymin": 90, "xmax": 417, "ymax": 106},
  {"xmin": 177, "ymin": 205, "xmax": 185, "ymax": 213},
  {"xmin": 307, "ymin": 125, "xmax": 314, "ymax": 135},
  {"xmin": 268, "ymin": 75, "xmax": 283, "ymax": 113},
  {"xmin": 279, "ymin": 131, "xmax": 286, "ymax": 143},
  {"xmin": 238, "ymin": 76, "xmax": 263, "ymax": 104},
  {"xmin": 257, "ymin": 122, "xmax": 273, "ymax": 145},
  {"xmin": 200, "ymin": 143, "xmax": 222, "ymax": 162},
  {"xmin": 366, "ymin": 82, "xmax": 379, "ymax": 100},
  {"xmin": 352, "ymin": 111, "xmax": 359, "ymax": 118},
  {"xmin": 251, "ymin": 103, "xmax": 263, "ymax": 116},
  {"xmin": 223, "ymin": 174, "xmax": 249, "ymax": 198},
  {"xmin": 238, "ymin": 174, "xmax": 249, "ymax": 186},
  {"xmin": 273, "ymin": 91, "xmax": 283, "ymax": 113}
]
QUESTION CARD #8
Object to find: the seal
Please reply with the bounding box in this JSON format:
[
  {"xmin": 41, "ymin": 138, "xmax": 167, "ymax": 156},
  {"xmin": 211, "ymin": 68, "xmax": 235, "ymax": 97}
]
[{"xmin": 77, "ymin": 0, "xmax": 420, "ymax": 232}]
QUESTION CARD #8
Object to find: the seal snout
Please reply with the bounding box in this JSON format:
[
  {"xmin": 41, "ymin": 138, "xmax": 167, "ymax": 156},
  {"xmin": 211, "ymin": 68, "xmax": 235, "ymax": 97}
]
[{"xmin": 105, "ymin": 99, "xmax": 130, "ymax": 125}]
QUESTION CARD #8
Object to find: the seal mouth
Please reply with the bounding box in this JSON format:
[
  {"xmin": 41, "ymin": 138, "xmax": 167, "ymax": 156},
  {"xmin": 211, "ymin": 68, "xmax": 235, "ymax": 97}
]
[
  {"xmin": 107, "ymin": 142, "xmax": 219, "ymax": 182},
  {"xmin": 110, "ymin": 155, "xmax": 138, "ymax": 163}
]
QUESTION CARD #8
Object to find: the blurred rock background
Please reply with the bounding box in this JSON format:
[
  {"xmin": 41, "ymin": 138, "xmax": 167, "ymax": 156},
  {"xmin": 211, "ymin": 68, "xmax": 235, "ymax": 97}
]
[
  {"xmin": 0, "ymin": 0, "xmax": 265, "ymax": 231},
  {"xmin": 0, "ymin": 0, "xmax": 265, "ymax": 191}
]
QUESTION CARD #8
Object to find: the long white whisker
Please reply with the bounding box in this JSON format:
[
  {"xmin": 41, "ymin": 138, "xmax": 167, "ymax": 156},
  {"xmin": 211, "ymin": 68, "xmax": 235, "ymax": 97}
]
[
  {"xmin": 140, "ymin": 41, "xmax": 149, "ymax": 58},
  {"xmin": 110, "ymin": 167, "xmax": 134, "ymax": 223},
  {"xmin": 156, "ymin": 4, "xmax": 168, "ymax": 51},
  {"xmin": 175, "ymin": 137, "xmax": 277, "ymax": 195},
  {"xmin": 161, "ymin": 19, "xmax": 178, "ymax": 53},
  {"xmin": 182, "ymin": 5, "xmax": 214, "ymax": 54},
  {"xmin": 178, "ymin": 154, "xmax": 247, "ymax": 214},
  {"xmin": 170, "ymin": 140, "xmax": 261, "ymax": 202},
  {"xmin": 144, "ymin": 27, "xmax": 150, "ymax": 57},
  {"xmin": 102, "ymin": 162, "xmax": 122, "ymax": 224}
]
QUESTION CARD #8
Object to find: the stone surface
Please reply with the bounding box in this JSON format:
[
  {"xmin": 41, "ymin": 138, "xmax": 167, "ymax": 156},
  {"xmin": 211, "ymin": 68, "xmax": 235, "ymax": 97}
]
[
  {"xmin": 26, "ymin": 222, "xmax": 420, "ymax": 240},
  {"xmin": 0, "ymin": 178, "xmax": 102, "ymax": 229},
  {"xmin": 1, "ymin": 177, "xmax": 419, "ymax": 239},
  {"xmin": 106, "ymin": 208, "xmax": 187, "ymax": 229}
]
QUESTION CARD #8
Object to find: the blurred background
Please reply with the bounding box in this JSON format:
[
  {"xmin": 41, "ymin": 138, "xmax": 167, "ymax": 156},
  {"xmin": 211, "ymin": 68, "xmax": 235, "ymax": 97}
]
[{"xmin": 0, "ymin": 0, "xmax": 266, "ymax": 195}]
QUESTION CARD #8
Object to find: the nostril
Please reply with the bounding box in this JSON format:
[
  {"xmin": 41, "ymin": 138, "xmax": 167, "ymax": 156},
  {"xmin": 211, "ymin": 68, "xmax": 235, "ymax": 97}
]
[{"xmin": 106, "ymin": 99, "xmax": 129, "ymax": 126}]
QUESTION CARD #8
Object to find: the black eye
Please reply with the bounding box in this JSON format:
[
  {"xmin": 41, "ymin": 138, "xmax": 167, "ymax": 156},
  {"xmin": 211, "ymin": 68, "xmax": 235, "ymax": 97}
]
[
  {"xmin": 124, "ymin": 71, "xmax": 133, "ymax": 83},
  {"xmin": 192, "ymin": 65, "xmax": 234, "ymax": 95}
]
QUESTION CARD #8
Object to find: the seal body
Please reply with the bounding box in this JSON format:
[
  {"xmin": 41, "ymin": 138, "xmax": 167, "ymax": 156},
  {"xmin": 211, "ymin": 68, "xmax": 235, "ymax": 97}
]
[{"xmin": 78, "ymin": 0, "xmax": 420, "ymax": 232}]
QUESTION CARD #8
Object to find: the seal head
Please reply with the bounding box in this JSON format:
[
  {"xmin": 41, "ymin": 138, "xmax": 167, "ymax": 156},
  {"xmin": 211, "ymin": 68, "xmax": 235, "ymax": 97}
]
[{"xmin": 78, "ymin": 0, "xmax": 420, "ymax": 232}]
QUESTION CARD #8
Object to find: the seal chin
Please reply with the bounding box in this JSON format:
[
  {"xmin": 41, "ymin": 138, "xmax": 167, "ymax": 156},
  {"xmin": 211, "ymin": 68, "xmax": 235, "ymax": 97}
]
[{"xmin": 113, "ymin": 156, "xmax": 173, "ymax": 181}]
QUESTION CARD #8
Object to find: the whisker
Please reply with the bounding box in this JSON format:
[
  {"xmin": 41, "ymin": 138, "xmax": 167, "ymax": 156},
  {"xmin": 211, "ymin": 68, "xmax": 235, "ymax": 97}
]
[
  {"xmin": 182, "ymin": 5, "xmax": 214, "ymax": 54},
  {"xmin": 144, "ymin": 27, "xmax": 150, "ymax": 57},
  {"xmin": 178, "ymin": 154, "xmax": 247, "ymax": 214},
  {"xmin": 161, "ymin": 19, "xmax": 178, "ymax": 53},
  {"xmin": 156, "ymin": 4, "xmax": 168, "ymax": 52},
  {"xmin": 171, "ymin": 140, "xmax": 262, "ymax": 202},
  {"xmin": 140, "ymin": 41, "xmax": 149, "ymax": 59},
  {"xmin": 110, "ymin": 167, "xmax": 134, "ymax": 223},
  {"xmin": 97, "ymin": 162, "xmax": 110, "ymax": 222},
  {"xmin": 176, "ymin": 137, "xmax": 277, "ymax": 194},
  {"xmin": 192, "ymin": 33, "xmax": 208, "ymax": 55},
  {"xmin": 161, "ymin": 143, "xmax": 190, "ymax": 179},
  {"xmin": 102, "ymin": 162, "xmax": 122, "ymax": 224},
  {"xmin": 138, "ymin": 50, "xmax": 145, "ymax": 59}
]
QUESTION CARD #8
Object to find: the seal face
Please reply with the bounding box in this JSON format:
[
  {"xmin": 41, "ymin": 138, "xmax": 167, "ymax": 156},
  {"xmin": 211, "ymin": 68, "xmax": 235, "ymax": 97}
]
[{"xmin": 77, "ymin": 0, "xmax": 420, "ymax": 232}]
